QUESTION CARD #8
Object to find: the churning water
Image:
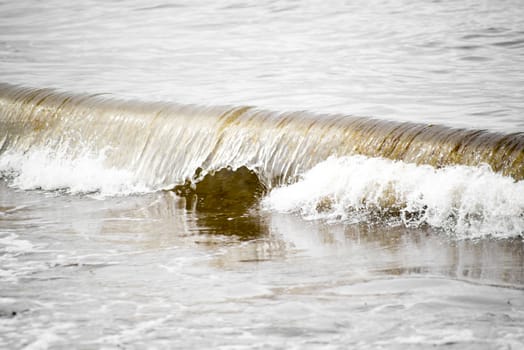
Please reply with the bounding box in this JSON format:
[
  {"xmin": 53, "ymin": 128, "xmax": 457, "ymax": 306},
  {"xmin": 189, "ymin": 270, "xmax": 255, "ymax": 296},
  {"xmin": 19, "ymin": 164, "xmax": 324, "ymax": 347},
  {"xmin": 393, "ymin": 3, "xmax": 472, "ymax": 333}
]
[{"xmin": 1, "ymin": 0, "xmax": 524, "ymax": 349}]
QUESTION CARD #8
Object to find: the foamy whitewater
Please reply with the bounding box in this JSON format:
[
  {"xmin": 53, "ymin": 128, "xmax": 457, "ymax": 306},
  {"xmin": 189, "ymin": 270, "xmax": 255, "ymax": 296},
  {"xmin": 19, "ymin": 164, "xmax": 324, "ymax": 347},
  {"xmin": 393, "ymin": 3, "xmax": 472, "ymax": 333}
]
[
  {"xmin": 1, "ymin": 82, "xmax": 523, "ymax": 239},
  {"xmin": 0, "ymin": 148, "xmax": 144, "ymax": 196},
  {"xmin": 1, "ymin": 1, "xmax": 524, "ymax": 349},
  {"xmin": 265, "ymin": 156, "xmax": 524, "ymax": 238},
  {"xmin": 1, "ymin": 145, "xmax": 523, "ymax": 238}
]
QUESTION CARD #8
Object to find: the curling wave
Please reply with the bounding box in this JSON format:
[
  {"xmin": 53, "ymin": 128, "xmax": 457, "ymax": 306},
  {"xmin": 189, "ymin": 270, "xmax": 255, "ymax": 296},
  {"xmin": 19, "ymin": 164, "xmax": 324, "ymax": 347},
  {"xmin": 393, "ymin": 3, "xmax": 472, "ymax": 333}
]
[{"xmin": 0, "ymin": 83, "xmax": 523, "ymax": 237}]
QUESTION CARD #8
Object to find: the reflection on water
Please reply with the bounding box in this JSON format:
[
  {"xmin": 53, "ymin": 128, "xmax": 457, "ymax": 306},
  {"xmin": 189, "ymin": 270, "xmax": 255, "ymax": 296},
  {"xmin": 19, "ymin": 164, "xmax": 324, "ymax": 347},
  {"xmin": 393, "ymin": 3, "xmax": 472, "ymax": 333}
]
[
  {"xmin": 3, "ymin": 184, "xmax": 521, "ymax": 284},
  {"xmin": 1, "ymin": 183, "xmax": 524, "ymax": 348},
  {"xmin": 172, "ymin": 166, "xmax": 269, "ymax": 241},
  {"xmin": 81, "ymin": 187, "xmax": 524, "ymax": 287}
]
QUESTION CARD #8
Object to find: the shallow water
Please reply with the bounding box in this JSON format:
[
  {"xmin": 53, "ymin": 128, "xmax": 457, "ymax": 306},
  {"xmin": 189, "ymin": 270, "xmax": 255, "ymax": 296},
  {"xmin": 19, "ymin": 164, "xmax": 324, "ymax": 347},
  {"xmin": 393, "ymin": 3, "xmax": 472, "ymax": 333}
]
[
  {"xmin": 1, "ymin": 0, "xmax": 524, "ymax": 348},
  {"xmin": 1, "ymin": 182, "xmax": 523, "ymax": 349}
]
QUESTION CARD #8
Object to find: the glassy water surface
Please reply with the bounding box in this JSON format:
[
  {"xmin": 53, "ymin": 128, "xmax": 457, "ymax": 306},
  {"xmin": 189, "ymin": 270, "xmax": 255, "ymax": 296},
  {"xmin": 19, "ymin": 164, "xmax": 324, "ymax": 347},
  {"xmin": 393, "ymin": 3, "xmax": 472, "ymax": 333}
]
[{"xmin": 1, "ymin": 0, "xmax": 523, "ymax": 131}]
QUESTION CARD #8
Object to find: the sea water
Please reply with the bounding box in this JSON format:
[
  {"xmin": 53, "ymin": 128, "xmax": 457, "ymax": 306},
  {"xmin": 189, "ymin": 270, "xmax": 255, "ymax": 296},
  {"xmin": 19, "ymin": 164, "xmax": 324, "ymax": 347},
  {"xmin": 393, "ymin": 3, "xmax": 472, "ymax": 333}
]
[{"xmin": 1, "ymin": 1, "xmax": 524, "ymax": 349}]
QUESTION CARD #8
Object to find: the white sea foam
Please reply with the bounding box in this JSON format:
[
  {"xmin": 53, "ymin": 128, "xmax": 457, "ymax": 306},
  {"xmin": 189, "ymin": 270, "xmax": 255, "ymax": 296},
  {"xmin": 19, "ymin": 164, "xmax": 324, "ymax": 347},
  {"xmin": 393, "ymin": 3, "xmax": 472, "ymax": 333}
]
[
  {"xmin": 2, "ymin": 145, "xmax": 523, "ymax": 238},
  {"xmin": 0, "ymin": 233, "xmax": 34, "ymax": 254},
  {"xmin": 0, "ymin": 148, "xmax": 150, "ymax": 197},
  {"xmin": 263, "ymin": 156, "xmax": 524, "ymax": 238}
]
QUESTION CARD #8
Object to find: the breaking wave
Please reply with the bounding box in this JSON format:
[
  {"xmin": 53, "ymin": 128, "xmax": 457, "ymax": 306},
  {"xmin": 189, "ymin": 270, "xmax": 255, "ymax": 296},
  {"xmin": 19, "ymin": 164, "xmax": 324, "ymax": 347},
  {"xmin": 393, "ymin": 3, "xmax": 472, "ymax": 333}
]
[
  {"xmin": 1, "ymin": 83, "xmax": 523, "ymax": 237},
  {"xmin": 263, "ymin": 156, "xmax": 524, "ymax": 239}
]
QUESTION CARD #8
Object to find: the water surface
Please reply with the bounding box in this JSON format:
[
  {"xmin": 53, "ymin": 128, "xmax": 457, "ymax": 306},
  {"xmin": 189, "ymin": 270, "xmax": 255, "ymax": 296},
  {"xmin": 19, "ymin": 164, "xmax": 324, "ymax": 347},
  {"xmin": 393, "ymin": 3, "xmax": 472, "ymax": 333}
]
[
  {"xmin": 1, "ymin": 183, "xmax": 523, "ymax": 348},
  {"xmin": 1, "ymin": 0, "xmax": 523, "ymax": 131},
  {"xmin": 1, "ymin": 0, "xmax": 524, "ymax": 348}
]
